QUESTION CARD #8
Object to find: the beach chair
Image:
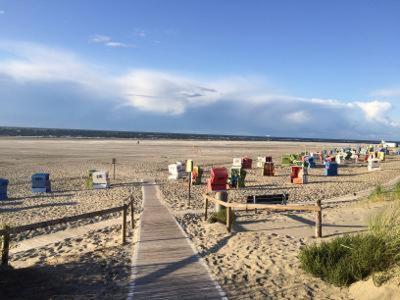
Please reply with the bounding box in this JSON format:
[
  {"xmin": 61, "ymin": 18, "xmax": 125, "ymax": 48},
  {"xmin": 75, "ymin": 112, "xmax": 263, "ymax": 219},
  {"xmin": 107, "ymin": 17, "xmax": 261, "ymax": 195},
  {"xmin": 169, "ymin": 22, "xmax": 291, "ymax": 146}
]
[
  {"xmin": 232, "ymin": 158, "xmax": 243, "ymax": 167},
  {"xmin": 306, "ymin": 156, "xmax": 316, "ymax": 168},
  {"xmin": 257, "ymin": 156, "xmax": 272, "ymax": 168},
  {"xmin": 242, "ymin": 157, "xmax": 253, "ymax": 169},
  {"xmin": 324, "ymin": 161, "xmax": 338, "ymax": 176},
  {"xmin": 31, "ymin": 173, "xmax": 51, "ymax": 193},
  {"xmin": 0, "ymin": 178, "xmax": 8, "ymax": 200},
  {"xmin": 262, "ymin": 162, "xmax": 274, "ymax": 176},
  {"xmin": 86, "ymin": 169, "xmax": 97, "ymax": 189},
  {"xmin": 377, "ymin": 152, "xmax": 385, "ymax": 161},
  {"xmin": 207, "ymin": 167, "xmax": 228, "ymax": 191},
  {"xmin": 290, "ymin": 166, "xmax": 308, "ymax": 184},
  {"xmin": 281, "ymin": 154, "xmax": 292, "ymax": 166},
  {"xmin": 192, "ymin": 166, "xmax": 203, "ymax": 185},
  {"xmin": 229, "ymin": 166, "xmax": 246, "ymax": 188},
  {"xmin": 368, "ymin": 158, "xmax": 381, "ymax": 171},
  {"xmin": 92, "ymin": 171, "xmax": 110, "ymax": 189},
  {"xmin": 345, "ymin": 151, "xmax": 352, "ymax": 160},
  {"xmin": 168, "ymin": 161, "xmax": 186, "ymax": 180},
  {"xmin": 186, "ymin": 159, "xmax": 194, "ymax": 172}
]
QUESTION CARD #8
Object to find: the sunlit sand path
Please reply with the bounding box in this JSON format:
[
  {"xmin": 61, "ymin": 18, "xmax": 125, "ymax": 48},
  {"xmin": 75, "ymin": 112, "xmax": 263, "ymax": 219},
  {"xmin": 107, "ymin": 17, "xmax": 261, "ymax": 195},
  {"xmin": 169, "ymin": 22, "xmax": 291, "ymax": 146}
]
[{"xmin": 9, "ymin": 217, "xmax": 121, "ymax": 256}]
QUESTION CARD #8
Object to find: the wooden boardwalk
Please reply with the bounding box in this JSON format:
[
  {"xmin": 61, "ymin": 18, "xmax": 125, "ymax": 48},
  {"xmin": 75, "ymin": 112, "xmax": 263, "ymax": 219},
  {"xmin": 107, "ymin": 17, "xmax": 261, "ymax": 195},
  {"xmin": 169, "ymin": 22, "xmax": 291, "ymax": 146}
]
[{"xmin": 128, "ymin": 181, "xmax": 226, "ymax": 300}]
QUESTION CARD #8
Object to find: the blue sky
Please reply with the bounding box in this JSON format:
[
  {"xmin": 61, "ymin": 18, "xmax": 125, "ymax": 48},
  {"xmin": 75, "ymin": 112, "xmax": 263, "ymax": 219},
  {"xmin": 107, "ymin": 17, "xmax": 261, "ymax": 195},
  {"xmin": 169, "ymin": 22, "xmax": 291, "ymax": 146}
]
[{"xmin": 0, "ymin": 0, "xmax": 400, "ymax": 139}]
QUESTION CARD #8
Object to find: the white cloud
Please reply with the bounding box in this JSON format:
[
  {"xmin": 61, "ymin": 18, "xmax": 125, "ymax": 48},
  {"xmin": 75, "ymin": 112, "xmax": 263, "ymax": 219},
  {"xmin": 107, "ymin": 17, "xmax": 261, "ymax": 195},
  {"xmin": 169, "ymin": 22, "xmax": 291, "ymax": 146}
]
[
  {"xmin": 352, "ymin": 100, "xmax": 400, "ymax": 127},
  {"xmin": 118, "ymin": 70, "xmax": 221, "ymax": 114},
  {"xmin": 285, "ymin": 111, "xmax": 310, "ymax": 124},
  {"xmin": 0, "ymin": 41, "xmax": 114, "ymax": 97},
  {"xmin": 90, "ymin": 34, "xmax": 133, "ymax": 48},
  {"xmin": 373, "ymin": 87, "xmax": 400, "ymax": 98},
  {"xmin": 105, "ymin": 41, "xmax": 131, "ymax": 48},
  {"xmin": 133, "ymin": 29, "xmax": 146, "ymax": 37},
  {"xmin": 0, "ymin": 40, "xmax": 399, "ymax": 137},
  {"xmin": 90, "ymin": 34, "xmax": 111, "ymax": 43},
  {"xmin": 354, "ymin": 101, "xmax": 391, "ymax": 121}
]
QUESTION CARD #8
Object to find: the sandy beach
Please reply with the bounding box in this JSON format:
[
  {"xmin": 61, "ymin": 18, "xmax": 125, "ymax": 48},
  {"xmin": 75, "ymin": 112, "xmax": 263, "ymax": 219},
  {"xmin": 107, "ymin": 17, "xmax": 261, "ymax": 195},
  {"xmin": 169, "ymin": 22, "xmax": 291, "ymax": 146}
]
[{"xmin": 1, "ymin": 137, "xmax": 399, "ymax": 299}]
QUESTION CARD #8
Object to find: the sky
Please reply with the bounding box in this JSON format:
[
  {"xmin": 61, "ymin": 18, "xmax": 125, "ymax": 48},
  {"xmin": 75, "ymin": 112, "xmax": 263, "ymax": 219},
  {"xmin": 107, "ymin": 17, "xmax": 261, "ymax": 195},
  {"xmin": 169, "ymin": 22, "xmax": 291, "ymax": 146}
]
[{"xmin": 0, "ymin": 0, "xmax": 400, "ymax": 139}]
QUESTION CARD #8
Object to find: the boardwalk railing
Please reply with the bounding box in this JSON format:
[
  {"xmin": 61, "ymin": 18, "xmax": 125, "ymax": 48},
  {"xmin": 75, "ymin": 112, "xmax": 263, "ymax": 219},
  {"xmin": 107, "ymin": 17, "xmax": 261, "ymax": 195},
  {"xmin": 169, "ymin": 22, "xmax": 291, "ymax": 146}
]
[
  {"xmin": 1, "ymin": 195, "xmax": 136, "ymax": 266},
  {"xmin": 203, "ymin": 193, "xmax": 322, "ymax": 237}
]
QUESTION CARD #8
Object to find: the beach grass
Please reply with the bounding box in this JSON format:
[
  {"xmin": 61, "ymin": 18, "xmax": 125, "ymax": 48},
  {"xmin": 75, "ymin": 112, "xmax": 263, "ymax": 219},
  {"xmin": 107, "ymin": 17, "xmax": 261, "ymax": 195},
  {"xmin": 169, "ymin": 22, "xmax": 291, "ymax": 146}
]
[
  {"xmin": 300, "ymin": 188, "xmax": 400, "ymax": 287},
  {"xmin": 299, "ymin": 234, "xmax": 390, "ymax": 286}
]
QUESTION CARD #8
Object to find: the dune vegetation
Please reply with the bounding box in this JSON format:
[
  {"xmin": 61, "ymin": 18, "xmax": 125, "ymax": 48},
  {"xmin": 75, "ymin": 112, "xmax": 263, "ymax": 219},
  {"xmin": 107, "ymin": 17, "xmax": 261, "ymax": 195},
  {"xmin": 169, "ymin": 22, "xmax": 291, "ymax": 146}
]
[{"xmin": 299, "ymin": 184, "xmax": 400, "ymax": 287}]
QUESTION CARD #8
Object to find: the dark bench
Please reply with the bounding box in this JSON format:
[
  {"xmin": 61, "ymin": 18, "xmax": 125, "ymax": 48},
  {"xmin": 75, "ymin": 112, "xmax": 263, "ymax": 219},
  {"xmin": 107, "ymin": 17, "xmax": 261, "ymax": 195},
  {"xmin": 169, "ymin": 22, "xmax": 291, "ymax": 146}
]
[{"xmin": 246, "ymin": 193, "xmax": 288, "ymax": 205}]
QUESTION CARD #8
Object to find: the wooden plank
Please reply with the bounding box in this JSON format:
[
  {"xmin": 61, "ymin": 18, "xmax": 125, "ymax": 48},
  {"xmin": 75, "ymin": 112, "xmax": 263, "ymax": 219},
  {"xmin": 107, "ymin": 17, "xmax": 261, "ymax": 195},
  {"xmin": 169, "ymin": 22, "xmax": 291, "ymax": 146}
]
[
  {"xmin": 204, "ymin": 195, "xmax": 320, "ymax": 212},
  {"xmin": 0, "ymin": 194, "xmax": 134, "ymax": 236},
  {"xmin": 129, "ymin": 183, "xmax": 225, "ymax": 300}
]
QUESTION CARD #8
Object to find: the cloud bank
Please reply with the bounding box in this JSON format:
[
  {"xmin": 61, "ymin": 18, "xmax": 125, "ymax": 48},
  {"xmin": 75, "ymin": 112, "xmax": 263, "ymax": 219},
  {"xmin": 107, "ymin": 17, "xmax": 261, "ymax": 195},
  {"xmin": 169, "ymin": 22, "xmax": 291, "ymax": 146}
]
[{"xmin": 0, "ymin": 40, "xmax": 399, "ymax": 139}]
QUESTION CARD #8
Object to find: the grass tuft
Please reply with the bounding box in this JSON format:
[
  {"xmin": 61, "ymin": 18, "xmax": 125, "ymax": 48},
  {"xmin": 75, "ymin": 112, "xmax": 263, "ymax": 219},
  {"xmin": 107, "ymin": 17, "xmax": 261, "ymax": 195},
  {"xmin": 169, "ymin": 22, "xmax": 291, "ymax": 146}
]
[
  {"xmin": 368, "ymin": 185, "xmax": 385, "ymax": 202},
  {"xmin": 300, "ymin": 198, "xmax": 400, "ymax": 287},
  {"xmin": 299, "ymin": 234, "xmax": 390, "ymax": 286},
  {"xmin": 393, "ymin": 182, "xmax": 400, "ymax": 201},
  {"xmin": 369, "ymin": 202, "xmax": 400, "ymax": 264}
]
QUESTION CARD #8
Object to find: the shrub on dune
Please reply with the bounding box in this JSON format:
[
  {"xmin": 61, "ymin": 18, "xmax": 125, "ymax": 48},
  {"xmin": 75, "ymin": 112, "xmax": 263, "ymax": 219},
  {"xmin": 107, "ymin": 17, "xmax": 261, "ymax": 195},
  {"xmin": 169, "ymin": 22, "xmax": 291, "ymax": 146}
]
[
  {"xmin": 299, "ymin": 234, "xmax": 390, "ymax": 286},
  {"xmin": 300, "ymin": 201, "xmax": 400, "ymax": 287}
]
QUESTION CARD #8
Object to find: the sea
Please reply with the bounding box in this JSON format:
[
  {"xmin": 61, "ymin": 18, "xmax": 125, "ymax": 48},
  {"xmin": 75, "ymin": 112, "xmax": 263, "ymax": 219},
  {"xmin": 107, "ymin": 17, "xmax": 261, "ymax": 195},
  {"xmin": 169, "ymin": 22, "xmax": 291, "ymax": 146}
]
[{"xmin": 0, "ymin": 126, "xmax": 394, "ymax": 144}]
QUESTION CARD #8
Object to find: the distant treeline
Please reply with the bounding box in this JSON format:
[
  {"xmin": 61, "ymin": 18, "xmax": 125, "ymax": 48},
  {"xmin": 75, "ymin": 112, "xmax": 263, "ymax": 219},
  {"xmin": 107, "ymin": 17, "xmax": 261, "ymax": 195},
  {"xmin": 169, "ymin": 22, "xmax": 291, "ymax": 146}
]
[{"xmin": 0, "ymin": 126, "xmax": 391, "ymax": 144}]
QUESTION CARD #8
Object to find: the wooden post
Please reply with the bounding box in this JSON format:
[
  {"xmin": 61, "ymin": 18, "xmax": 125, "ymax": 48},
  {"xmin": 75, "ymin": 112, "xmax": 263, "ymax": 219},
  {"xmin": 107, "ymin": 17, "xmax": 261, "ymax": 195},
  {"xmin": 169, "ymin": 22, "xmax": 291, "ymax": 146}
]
[
  {"xmin": 112, "ymin": 158, "xmax": 116, "ymax": 180},
  {"xmin": 122, "ymin": 205, "xmax": 127, "ymax": 244},
  {"xmin": 315, "ymin": 199, "xmax": 322, "ymax": 238},
  {"xmin": 130, "ymin": 201, "xmax": 134, "ymax": 229},
  {"xmin": 204, "ymin": 196, "xmax": 208, "ymax": 221},
  {"xmin": 216, "ymin": 191, "xmax": 228, "ymax": 213},
  {"xmin": 226, "ymin": 207, "xmax": 232, "ymax": 232},
  {"xmin": 1, "ymin": 230, "xmax": 10, "ymax": 266},
  {"xmin": 188, "ymin": 173, "xmax": 191, "ymax": 205}
]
